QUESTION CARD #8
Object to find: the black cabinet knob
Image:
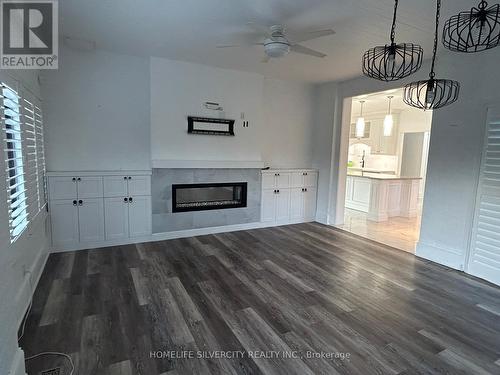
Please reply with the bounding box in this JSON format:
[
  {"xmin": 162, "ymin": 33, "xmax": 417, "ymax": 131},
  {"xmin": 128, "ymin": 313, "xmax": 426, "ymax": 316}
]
[
  {"xmin": 124, "ymin": 197, "xmax": 128, "ymax": 202},
  {"xmin": 128, "ymin": 176, "xmax": 132, "ymax": 180},
  {"xmin": 129, "ymin": 197, "xmax": 133, "ymax": 202},
  {"xmin": 124, "ymin": 176, "xmax": 127, "ymax": 180},
  {"xmin": 72, "ymin": 177, "xmax": 76, "ymax": 182},
  {"xmin": 73, "ymin": 200, "xmax": 77, "ymax": 205},
  {"xmin": 78, "ymin": 200, "xmax": 83, "ymax": 205},
  {"xmin": 77, "ymin": 177, "xmax": 81, "ymax": 181}
]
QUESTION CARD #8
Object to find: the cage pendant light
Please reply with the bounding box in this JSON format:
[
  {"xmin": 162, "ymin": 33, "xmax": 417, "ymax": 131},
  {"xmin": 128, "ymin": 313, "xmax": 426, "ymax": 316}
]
[
  {"xmin": 443, "ymin": 0, "xmax": 500, "ymax": 53},
  {"xmin": 362, "ymin": 0, "xmax": 424, "ymax": 81},
  {"xmin": 404, "ymin": 0, "xmax": 460, "ymax": 110}
]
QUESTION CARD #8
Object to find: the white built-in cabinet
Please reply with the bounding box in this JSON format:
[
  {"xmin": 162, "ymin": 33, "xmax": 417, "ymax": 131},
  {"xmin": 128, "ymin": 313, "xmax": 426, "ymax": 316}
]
[
  {"xmin": 48, "ymin": 171, "xmax": 152, "ymax": 250},
  {"xmin": 261, "ymin": 169, "xmax": 318, "ymax": 224}
]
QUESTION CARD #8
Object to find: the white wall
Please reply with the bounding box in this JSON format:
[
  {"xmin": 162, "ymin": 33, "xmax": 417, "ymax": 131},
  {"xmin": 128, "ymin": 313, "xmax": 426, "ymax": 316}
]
[
  {"xmin": 0, "ymin": 71, "xmax": 50, "ymax": 375},
  {"xmin": 150, "ymin": 57, "xmax": 315, "ymax": 168},
  {"xmin": 311, "ymin": 82, "xmax": 339, "ymax": 223},
  {"xmin": 262, "ymin": 78, "xmax": 315, "ymax": 168},
  {"xmin": 41, "ymin": 46, "xmax": 151, "ymax": 171},
  {"xmin": 315, "ymin": 48, "xmax": 500, "ymax": 273}
]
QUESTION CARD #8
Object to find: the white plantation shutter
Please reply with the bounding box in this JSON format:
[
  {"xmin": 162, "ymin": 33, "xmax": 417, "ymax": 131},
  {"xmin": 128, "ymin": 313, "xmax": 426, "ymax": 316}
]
[
  {"xmin": 469, "ymin": 107, "xmax": 500, "ymax": 286},
  {"xmin": 1, "ymin": 81, "xmax": 28, "ymax": 240},
  {"xmin": 21, "ymin": 91, "xmax": 39, "ymax": 219},
  {"xmin": 1, "ymin": 79, "xmax": 46, "ymax": 242},
  {"xmin": 34, "ymin": 100, "xmax": 46, "ymax": 210}
]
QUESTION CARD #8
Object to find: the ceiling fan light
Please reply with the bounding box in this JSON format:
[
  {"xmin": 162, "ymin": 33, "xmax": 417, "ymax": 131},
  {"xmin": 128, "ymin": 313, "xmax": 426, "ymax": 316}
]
[
  {"xmin": 264, "ymin": 37, "xmax": 290, "ymax": 58},
  {"xmin": 356, "ymin": 117, "xmax": 366, "ymax": 138},
  {"xmin": 443, "ymin": 0, "xmax": 500, "ymax": 53},
  {"xmin": 383, "ymin": 114, "xmax": 394, "ymax": 136}
]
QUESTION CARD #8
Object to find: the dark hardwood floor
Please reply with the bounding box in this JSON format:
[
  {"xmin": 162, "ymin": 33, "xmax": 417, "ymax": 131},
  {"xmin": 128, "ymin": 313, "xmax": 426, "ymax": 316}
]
[{"xmin": 20, "ymin": 223, "xmax": 500, "ymax": 375}]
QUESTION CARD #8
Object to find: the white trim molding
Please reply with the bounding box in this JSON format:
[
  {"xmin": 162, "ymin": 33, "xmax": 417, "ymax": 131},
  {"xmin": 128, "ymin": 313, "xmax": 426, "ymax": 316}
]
[
  {"xmin": 416, "ymin": 240, "xmax": 465, "ymax": 270},
  {"xmin": 151, "ymin": 159, "xmax": 264, "ymax": 169}
]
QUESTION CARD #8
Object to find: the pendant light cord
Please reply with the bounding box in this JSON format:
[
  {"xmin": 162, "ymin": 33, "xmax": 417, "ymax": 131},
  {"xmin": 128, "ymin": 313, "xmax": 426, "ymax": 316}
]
[
  {"xmin": 390, "ymin": 0, "xmax": 399, "ymax": 44},
  {"xmin": 430, "ymin": 0, "xmax": 442, "ymax": 79}
]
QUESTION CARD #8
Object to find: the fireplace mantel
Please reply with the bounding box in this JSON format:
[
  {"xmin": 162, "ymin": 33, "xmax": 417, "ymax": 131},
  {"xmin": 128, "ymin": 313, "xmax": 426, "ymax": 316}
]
[{"xmin": 151, "ymin": 159, "xmax": 265, "ymax": 169}]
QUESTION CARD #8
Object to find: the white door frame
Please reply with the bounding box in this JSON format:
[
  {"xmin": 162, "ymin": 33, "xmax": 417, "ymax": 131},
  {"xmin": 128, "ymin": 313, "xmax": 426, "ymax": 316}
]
[{"xmin": 332, "ymin": 97, "xmax": 353, "ymax": 225}]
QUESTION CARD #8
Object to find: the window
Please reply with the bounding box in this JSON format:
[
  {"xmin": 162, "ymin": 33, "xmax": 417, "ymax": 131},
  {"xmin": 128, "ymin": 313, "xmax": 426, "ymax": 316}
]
[{"xmin": 1, "ymin": 80, "xmax": 46, "ymax": 242}]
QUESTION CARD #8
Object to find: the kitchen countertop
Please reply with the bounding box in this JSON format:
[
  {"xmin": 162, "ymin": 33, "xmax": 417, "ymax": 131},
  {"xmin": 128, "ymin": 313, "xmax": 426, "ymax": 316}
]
[{"xmin": 347, "ymin": 172, "xmax": 422, "ymax": 180}]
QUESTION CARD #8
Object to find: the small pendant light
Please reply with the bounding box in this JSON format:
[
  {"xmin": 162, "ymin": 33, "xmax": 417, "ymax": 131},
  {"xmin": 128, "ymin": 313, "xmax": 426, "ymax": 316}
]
[
  {"xmin": 383, "ymin": 96, "xmax": 394, "ymax": 136},
  {"xmin": 356, "ymin": 101, "xmax": 366, "ymax": 138},
  {"xmin": 362, "ymin": 0, "xmax": 424, "ymax": 81},
  {"xmin": 443, "ymin": 0, "xmax": 500, "ymax": 53},
  {"xmin": 404, "ymin": 0, "xmax": 460, "ymax": 110}
]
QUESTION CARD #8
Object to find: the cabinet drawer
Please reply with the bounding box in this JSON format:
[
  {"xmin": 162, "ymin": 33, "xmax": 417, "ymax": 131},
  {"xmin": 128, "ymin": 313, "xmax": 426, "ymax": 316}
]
[
  {"xmin": 128, "ymin": 176, "xmax": 151, "ymax": 196},
  {"xmin": 49, "ymin": 177, "xmax": 77, "ymax": 200},
  {"xmin": 304, "ymin": 172, "xmax": 318, "ymax": 187},
  {"xmin": 103, "ymin": 176, "xmax": 128, "ymax": 197},
  {"xmin": 290, "ymin": 172, "xmax": 304, "ymax": 188},
  {"xmin": 77, "ymin": 177, "xmax": 103, "ymax": 198},
  {"xmin": 275, "ymin": 173, "xmax": 291, "ymax": 189},
  {"xmin": 261, "ymin": 173, "xmax": 275, "ymax": 189}
]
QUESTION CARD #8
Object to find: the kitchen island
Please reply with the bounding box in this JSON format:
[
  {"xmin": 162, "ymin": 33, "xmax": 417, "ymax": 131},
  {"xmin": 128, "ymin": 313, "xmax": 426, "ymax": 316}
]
[{"xmin": 345, "ymin": 172, "xmax": 421, "ymax": 222}]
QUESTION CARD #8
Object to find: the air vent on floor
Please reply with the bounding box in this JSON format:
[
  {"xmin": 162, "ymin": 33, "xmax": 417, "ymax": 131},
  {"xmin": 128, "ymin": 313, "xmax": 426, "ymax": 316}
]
[{"xmin": 41, "ymin": 368, "xmax": 61, "ymax": 375}]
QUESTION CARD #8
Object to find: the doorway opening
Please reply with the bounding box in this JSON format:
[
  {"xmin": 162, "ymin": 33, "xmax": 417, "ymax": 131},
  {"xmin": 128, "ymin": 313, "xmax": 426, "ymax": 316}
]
[{"xmin": 336, "ymin": 88, "xmax": 433, "ymax": 253}]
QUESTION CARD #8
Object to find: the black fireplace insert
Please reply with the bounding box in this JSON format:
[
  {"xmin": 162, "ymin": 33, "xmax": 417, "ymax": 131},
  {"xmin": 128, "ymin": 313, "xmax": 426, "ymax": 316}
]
[{"xmin": 172, "ymin": 182, "xmax": 247, "ymax": 212}]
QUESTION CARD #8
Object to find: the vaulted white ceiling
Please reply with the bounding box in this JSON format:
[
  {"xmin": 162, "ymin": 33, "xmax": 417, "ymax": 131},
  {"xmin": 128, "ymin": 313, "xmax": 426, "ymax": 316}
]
[{"xmin": 60, "ymin": 0, "xmax": 475, "ymax": 82}]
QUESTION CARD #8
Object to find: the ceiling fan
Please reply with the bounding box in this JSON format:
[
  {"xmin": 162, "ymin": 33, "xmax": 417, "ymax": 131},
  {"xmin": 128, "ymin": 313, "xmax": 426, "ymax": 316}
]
[{"xmin": 216, "ymin": 23, "xmax": 334, "ymax": 62}]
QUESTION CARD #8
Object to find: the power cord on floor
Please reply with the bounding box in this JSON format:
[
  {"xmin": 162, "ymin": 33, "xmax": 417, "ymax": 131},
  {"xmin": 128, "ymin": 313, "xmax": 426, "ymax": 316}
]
[
  {"xmin": 18, "ymin": 270, "xmax": 75, "ymax": 375},
  {"xmin": 25, "ymin": 352, "xmax": 75, "ymax": 375}
]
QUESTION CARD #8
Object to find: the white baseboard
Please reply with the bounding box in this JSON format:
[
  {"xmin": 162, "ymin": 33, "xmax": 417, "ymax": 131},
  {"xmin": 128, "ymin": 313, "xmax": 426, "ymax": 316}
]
[
  {"xmin": 416, "ymin": 240, "xmax": 465, "ymax": 271},
  {"xmin": 9, "ymin": 348, "xmax": 26, "ymax": 375},
  {"xmin": 152, "ymin": 221, "xmax": 269, "ymax": 241},
  {"xmin": 51, "ymin": 219, "xmax": 316, "ymax": 252}
]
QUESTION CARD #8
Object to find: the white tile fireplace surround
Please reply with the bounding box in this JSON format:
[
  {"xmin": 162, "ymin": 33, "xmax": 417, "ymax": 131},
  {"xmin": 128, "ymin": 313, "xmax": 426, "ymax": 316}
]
[{"xmin": 152, "ymin": 168, "xmax": 261, "ymax": 233}]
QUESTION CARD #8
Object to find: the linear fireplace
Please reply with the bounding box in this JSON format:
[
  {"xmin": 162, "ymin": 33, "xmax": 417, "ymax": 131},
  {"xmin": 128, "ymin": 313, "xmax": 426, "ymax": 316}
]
[{"xmin": 172, "ymin": 182, "xmax": 247, "ymax": 212}]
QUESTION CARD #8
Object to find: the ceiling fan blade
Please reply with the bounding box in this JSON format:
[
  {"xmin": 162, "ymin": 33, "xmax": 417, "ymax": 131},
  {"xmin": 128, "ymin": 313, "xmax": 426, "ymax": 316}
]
[
  {"xmin": 216, "ymin": 44, "xmax": 242, "ymax": 48},
  {"xmin": 291, "ymin": 29, "xmax": 335, "ymax": 44},
  {"xmin": 216, "ymin": 42, "xmax": 264, "ymax": 49},
  {"xmin": 290, "ymin": 44, "xmax": 327, "ymax": 58},
  {"xmin": 261, "ymin": 55, "xmax": 271, "ymax": 63}
]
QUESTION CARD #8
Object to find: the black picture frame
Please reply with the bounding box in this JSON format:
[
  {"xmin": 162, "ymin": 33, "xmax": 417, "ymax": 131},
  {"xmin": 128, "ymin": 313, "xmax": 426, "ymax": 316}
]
[{"xmin": 187, "ymin": 116, "xmax": 235, "ymax": 136}]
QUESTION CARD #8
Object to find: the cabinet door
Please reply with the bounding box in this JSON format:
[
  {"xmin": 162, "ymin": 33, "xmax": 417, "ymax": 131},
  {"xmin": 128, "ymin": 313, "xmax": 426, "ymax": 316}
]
[
  {"xmin": 290, "ymin": 172, "xmax": 304, "ymax": 188},
  {"xmin": 261, "ymin": 173, "xmax": 276, "ymax": 189},
  {"xmin": 303, "ymin": 188, "xmax": 317, "ymax": 221},
  {"xmin": 290, "ymin": 188, "xmax": 304, "ymax": 221},
  {"xmin": 49, "ymin": 177, "xmax": 77, "ymax": 200},
  {"xmin": 77, "ymin": 177, "xmax": 103, "ymax": 198},
  {"xmin": 128, "ymin": 195, "xmax": 152, "ymax": 237},
  {"xmin": 276, "ymin": 173, "xmax": 291, "ymax": 189},
  {"xmin": 275, "ymin": 189, "xmax": 291, "ymax": 224},
  {"xmin": 104, "ymin": 197, "xmax": 129, "ymax": 241},
  {"xmin": 78, "ymin": 198, "xmax": 105, "ymax": 243},
  {"xmin": 103, "ymin": 176, "xmax": 128, "ymax": 197},
  {"xmin": 128, "ymin": 176, "xmax": 151, "ymax": 196},
  {"xmin": 304, "ymin": 172, "xmax": 318, "ymax": 187},
  {"xmin": 261, "ymin": 189, "xmax": 276, "ymax": 223},
  {"xmin": 50, "ymin": 199, "xmax": 79, "ymax": 247}
]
